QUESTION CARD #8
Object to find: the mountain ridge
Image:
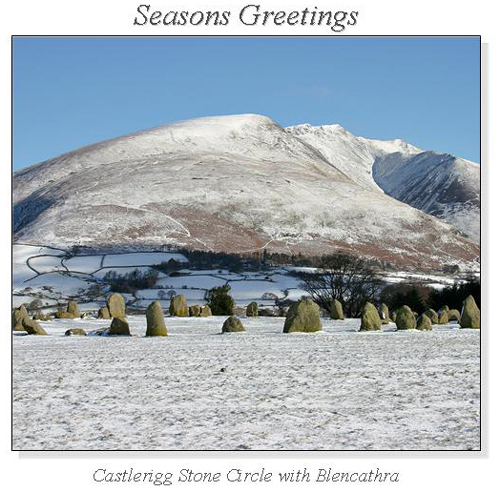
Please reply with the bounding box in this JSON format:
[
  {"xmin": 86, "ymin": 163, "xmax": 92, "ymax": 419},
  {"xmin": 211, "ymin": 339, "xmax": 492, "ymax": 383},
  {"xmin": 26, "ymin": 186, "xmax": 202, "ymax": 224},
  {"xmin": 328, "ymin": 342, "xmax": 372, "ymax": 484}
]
[{"xmin": 13, "ymin": 113, "xmax": 479, "ymax": 271}]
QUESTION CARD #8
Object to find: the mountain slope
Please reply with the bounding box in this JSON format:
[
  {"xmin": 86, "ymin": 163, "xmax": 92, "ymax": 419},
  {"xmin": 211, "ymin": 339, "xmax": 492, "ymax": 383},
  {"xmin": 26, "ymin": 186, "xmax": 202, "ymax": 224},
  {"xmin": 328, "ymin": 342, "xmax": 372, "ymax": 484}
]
[
  {"xmin": 13, "ymin": 114, "xmax": 479, "ymax": 270},
  {"xmin": 286, "ymin": 123, "xmax": 479, "ymax": 241},
  {"xmin": 372, "ymin": 152, "xmax": 479, "ymax": 241}
]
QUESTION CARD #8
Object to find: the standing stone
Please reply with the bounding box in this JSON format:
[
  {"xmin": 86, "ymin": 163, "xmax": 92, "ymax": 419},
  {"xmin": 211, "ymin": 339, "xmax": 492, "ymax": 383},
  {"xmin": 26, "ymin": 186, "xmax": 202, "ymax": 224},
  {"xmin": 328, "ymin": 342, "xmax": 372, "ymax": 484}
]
[
  {"xmin": 12, "ymin": 305, "xmax": 29, "ymax": 331},
  {"xmin": 146, "ymin": 301, "xmax": 168, "ymax": 336},
  {"xmin": 65, "ymin": 328, "xmax": 87, "ymax": 336},
  {"xmin": 222, "ymin": 316, "xmax": 246, "ymax": 333},
  {"xmin": 97, "ymin": 306, "xmax": 111, "ymax": 319},
  {"xmin": 200, "ymin": 305, "xmax": 212, "ymax": 317},
  {"xmin": 246, "ymin": 301, "xmax": 259, "ymax": 317},
  {"xmin": 390, "ymin": 311, "xmax": 397, "ymax": 322},
  {"xmin": 108, "ymin": 317, "xmax": 130, "ymax": 336},
  {"xmin": 359, "ymin": 302, "xmax": 382, "ymax": 331},
  {"xmin": 283, "ymin": 298, "xmax": 322, "ymax": 333},
  {"xmin": 22, "ymin": 318, "xmax": 48, "ymax": 335},
  {"xmin": 54, "ymin": 311, "xmax": 75, "ymax": 319},
  {"xmin": 67, "ymin": 300, "xmax": 80, "ymax": 317},
  {"xmin": 448, "ymin": 309, "xmax": 461, "ymax": 322},
  {"xmin": 330, "ymin": 299, "xmax": 345, "ymax": 320},
  {"xmin": 189, "ymin": 305, "xmax": 201, "ymax": 317},
  {"xmin": 460, "ymin": 295, "xmax": 480, "ymax": 329},
  {"xmin": 396, "ymin": 305, "xmax": 417, "ymax": 330},
  {"xmin": 438, "ymin": 307, "xmax": 449, "ymax": 324},
  {"xmin": 423, "ymin": 308, "xmax": 439, "ymax": 324},
  {"xmin": 416, "ymin": 313, "xmax": 433, "ymax": 331},
  {"xmin": 169, "ymin": 295, "xmax": 189, "ymax": 317},
  {"xmin": 379, "ymin": 303, "xmax": 390, "ymax": 324},
  {"xmin": 107, "ymin": 293, "xmax": 126, "ymax": 318}
]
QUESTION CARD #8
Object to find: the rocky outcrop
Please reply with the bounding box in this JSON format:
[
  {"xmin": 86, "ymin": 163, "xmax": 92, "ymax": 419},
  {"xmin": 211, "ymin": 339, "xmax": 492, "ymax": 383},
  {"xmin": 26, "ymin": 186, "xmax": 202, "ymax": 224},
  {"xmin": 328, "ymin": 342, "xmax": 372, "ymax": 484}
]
[
  {"xmin": 359, "ymin": 302, "xmax": 382, "ymax": 331},
  {"xmin": 146, "ymin": 301, "xmax": 168, "ymax": 336},
  {"xmin": 222, "ymin": 316, "xmax": 246, "ymax": 333},
  {"xmin": 460, "ymin": 295, "xmax": 480, "ymax": 329},
  {"xmin": 283, "ymin": 298, "xmax": 322, "ymax": 333},
  {"xmin": 169, "ymin": 295, "xmax": 189, "ymax": 317}
]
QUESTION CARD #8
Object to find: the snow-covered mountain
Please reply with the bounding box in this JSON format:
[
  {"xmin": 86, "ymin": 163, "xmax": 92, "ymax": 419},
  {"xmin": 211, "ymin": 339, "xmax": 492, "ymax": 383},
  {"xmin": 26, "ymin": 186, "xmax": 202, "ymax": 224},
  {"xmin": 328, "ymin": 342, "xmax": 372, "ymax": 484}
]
[
  {"xmin": 13, "ymin": 114, "xmax": 479, "ymax": 270},
  {"xmin": 286, "ymin": 123, "xmax": 479, "ymax": 241},
  {"xmin": 372, "ymin": 152, "xmax": 479, "ymax": 241}
]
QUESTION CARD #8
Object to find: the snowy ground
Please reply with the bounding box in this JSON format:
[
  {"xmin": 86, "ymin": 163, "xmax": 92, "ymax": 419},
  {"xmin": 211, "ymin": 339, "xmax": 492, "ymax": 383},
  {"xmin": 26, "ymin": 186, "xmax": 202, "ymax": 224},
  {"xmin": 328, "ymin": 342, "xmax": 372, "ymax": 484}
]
[{"xmin": 12, "ymin": 316, "xmax": 480, "ymax": 451}]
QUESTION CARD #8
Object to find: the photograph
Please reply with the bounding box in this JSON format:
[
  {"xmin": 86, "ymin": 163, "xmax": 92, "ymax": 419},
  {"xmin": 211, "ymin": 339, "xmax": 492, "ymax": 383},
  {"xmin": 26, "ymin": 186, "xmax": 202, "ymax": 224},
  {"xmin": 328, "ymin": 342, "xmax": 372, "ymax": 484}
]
[{"xmin": 12, "ymin": 35, "xmax": 480, "ymax": 451}]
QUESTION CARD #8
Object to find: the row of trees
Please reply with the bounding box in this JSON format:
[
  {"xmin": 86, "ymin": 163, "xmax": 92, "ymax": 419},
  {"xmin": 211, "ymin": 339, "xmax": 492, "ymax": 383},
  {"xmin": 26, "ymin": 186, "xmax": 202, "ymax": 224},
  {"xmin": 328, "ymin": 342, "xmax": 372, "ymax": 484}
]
[
  {"xmin": 298, "ymin": 254, "xmax": 479, "ymax": 317},
  {"xmin": 102, "ymin": 269, "xmax": 159, "ymax": 294}
]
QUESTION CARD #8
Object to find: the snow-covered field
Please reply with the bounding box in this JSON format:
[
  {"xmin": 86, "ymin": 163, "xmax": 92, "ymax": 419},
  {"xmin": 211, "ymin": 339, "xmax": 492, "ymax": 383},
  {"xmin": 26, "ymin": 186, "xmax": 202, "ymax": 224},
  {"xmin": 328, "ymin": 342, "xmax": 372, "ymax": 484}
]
[
  {"xmin": 14, "ymin": 244, "xmax": 474, "ymax": 312},
  {"xmin": 12, "ymin": 316, "xmax": 479, "ymax": 451}
]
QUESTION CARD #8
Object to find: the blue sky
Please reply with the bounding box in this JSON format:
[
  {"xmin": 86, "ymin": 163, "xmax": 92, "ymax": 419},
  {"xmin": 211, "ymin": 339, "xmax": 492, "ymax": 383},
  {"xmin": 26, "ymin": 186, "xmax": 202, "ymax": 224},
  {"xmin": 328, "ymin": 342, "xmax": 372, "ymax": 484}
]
[{"xmin": 13, "ymin": 36, "xmax": 479, "ymax": 170}]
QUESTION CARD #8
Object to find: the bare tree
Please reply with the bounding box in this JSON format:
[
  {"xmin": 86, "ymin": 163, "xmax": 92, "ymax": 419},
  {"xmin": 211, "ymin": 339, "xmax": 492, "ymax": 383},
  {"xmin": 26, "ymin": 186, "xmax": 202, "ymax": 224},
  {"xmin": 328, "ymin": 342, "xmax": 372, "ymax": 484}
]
[{"xmin": 298, "ymin": 254, "xmax": 382, "ymax": 317}]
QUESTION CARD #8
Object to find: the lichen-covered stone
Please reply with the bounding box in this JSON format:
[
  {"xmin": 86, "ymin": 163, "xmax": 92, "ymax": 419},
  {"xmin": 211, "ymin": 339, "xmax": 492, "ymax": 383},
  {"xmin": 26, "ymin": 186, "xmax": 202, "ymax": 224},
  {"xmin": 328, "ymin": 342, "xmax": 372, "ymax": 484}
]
[
  {"xmin": 423, "ymin": 308, "xmax": 438, "ymax": 324},
  {"xmin": 189, "ymin": 305, "xmax": 201, "ymax": 317},
  {"xmin": 200, "ymin": 305, "xmax": 212, "ymax": 317},
  {"xmin": 448, "ymin": 309, "xmax": 461, "ymax": 322},
  {"xmin": 65, "ymin": 328, "xmax": 87, "ymax": 336},
  {"xmin": 359, "ymin": 302, "xmax": 382, "ymax": 331},
  {"xmin": 67, "ymin": 300, "xmax": 80, "ymax": 317},
  {"xmin": 246, "ymin": 301, "xmax": 259, "ymax": 317},
  {"xmin": 108, "ymin": 316, "xmax": 130, "ymax": 336},
  {"xmin": 330, "ymin": 299, "xmax": 345, "ymax": 320},
  {"xmin": 97, "ymin": 306, "xmax": 111, "ymax": 319},
  {"xmin": 33, "ymin": 313, "xmax": 51, "ymax": 321},
  {"xmin": 12, "ymin": 305, "xmax": 29, "ymax": 331},
  {"xmin": 169, "ymin": 294, "xmax": 189, "ymax": 317},
  {"xmin": 146, "ymin": 301, "xmax": 168, "ymax": 336},
  {"xmin": 55, "ymin": 311, "xmax": 75, "ymax": 319},
  {"xmin": 390, "ymin": 311, "xmax": 397, "ymax": 322},
  {"xmin": 438, "ymin": 307, "xmax": 449, "ymax": 324},
  {"xmin": 396, "ymin": 305, "xmax": 417, "ymax": 330},
  {"xmin": 22, "ymin": 318, "xmax": 47, "ymax": 335},
  {"xmin": 416, "ymin": 313, "xmax": 433, "ymax": 331},
  {"xmin": 222, "ymin": 316, "xmax": 246, "ymax": 333},
  {"xmin": 460, "ymin": 295, "xmax": 480, "ymax": 329},
  {"xmin": 107, "ymin": 293, "xmax": 126, "ymax": 318},
  {"xmin": 379, "ymin": 303, "xmax": 390, "ymax": 324},
  {"xmin": 283, "ymin": 298, "xmax": 322, "ymax": 333}
]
